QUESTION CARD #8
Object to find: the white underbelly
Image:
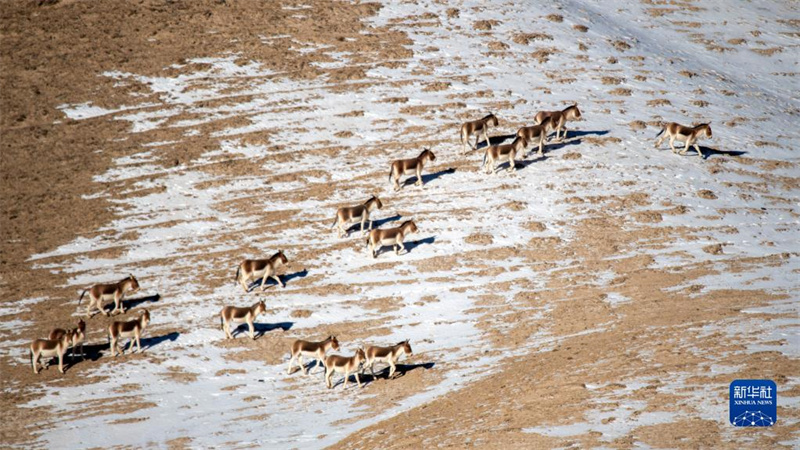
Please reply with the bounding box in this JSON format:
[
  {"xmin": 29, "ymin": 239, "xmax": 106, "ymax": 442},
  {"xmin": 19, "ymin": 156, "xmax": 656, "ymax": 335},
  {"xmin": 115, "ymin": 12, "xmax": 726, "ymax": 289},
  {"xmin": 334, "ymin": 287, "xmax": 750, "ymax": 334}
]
[
  {"xmin": 380, "ymin": 238, "xmax": 399, "ymax": 246},
  {"xmin": 39, "ymin": 348, "xmax": 60, "ymax": 357}
]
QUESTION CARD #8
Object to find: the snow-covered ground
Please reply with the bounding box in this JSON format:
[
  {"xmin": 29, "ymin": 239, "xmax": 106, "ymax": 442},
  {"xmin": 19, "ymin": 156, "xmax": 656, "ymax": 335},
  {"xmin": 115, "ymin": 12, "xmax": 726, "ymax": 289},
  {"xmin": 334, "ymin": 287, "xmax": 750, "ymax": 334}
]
[{"xmin": 7, "ymin": 0, "xmax": 799, "ymax": 447}]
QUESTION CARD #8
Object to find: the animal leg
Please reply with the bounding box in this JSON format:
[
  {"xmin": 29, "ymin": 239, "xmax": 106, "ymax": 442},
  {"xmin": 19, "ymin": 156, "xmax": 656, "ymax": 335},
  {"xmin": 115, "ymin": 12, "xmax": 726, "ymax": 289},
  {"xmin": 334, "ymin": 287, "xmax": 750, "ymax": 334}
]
[
  {"xmin": 313, "ymin": 356, "xmax": 323, "ymax": 374},
  {"xmin": 224, "ymin": 320, "xmax": 233, "ymax": 339},
  {"xmin": 239, "ymin": 274, "xmax": 250, "ymax": 293},
  {"xmin": 680, "ymin": 140, "xmax": 690, "ymax": 155},
  {"xmin": 483, "ymin": 126, "xmax": 490, "ymax": 148},
  {"xmin": 58, "ymin": 352, "xmax": 64, "ymax": 374},
  {"xmin": 248, "ymin": 317, "xmax": 255, "ymax": 340},
  {"xmin": 342, "ymin": 371, "xmax": 348, "ymax": 390},
  {"xmin": 389, "ymin": 360, "xmax": 397, "ymax": 378},
  {"xmin": 326, "ymin": 368, "xmax": 333, "ymax": 388},
  {"xmin": 260, "ymin": 272, "xmax": 268, "ymax": 291},
  {"xmin": 355, "ymin": 372, "xmax": 362, "ymax": 388},
  {"xmin": 669, "ymin": 137, "xmax": 678, "ymax": 154},
  {"xmin": 272, "ymin": 274, "xmax": 284, "ymax": 288},
  {"xmin": 416, "ymin": 166, "xmax": 422, "ymax": 187},
  {"xmin": 694, "ymin": 143, "xmax": 704, "ymax": 159},
  {"xmin": 287, "ymin": 355, "xmax": 296, "ymax": 375},
  {"xmin": 538, "ymin": 138, "xmax": 545, "ymax": 157}
]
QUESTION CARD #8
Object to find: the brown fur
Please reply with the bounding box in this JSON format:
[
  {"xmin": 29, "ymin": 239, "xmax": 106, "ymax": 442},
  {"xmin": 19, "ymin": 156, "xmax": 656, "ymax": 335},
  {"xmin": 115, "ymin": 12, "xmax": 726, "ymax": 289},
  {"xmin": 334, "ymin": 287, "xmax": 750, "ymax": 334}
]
[
  {"xmin": 79, "ymin": 274, "xmax": 140, "ymax": 317},
  {"xmin": 287, "ymin": 335, "xmax": 340, "ymax": 375},
  {"xmin": 389, "ymin": 149, "xmax": 436, "ymax": 191},
  {"xmin": 324, "ymin": 348, "xmax": 366, "ymax": 389},
  {"xmin": 366, "ymin": 220, "xmax": 418, "ymax": 258},
  {"xmin": 48, "ymin": 319, "xmax": 86, "ymax": 362},
  {"xmin": 483, "ymin": 136, "xmax": 528, "ymax": 175},
  {"xmin": 460, "ymin": 113, "xmax": 499, "ymax": 155},
  {"xmin": 108, "ymin": 309, "xmax": 150, "ymax": 357},
  {"xmin": 220, "ymin": 301, "xmax": 267, "ymax": 340},
  {"xmin": 364, "ymin": 340, "xmax": 412, "ymax": 379},
  {"xmin": 516, "ymin": 117, "xmax": 555, "ymax": 157},
  {"xmin": 235, "ymin": 251, "xmax": 288, "ymax": 292},
  {"xmin": 654, "ymin": 122, "xmax": 712, "ymax": 158},
  {"xmin": 534, "ymin": 104, "xmax": 581, "ymax": 141},
  {"xmin": 331, "ymin": 196, "xmax": 384, "ymax": 238},
  {"xmin": 30, "ymin": 329, "xmax": 74, "ymax": 374}
]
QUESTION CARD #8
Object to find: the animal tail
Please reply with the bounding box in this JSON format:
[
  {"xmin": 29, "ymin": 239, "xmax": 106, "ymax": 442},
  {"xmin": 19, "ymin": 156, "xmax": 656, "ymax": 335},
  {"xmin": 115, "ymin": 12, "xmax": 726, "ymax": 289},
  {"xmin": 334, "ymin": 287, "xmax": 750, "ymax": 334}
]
[
  {"xmin": 655, "ymin": 127, "xmax": 665, "ymax": 139},
  {"xmin": 330, "ymin": 214, "xmax": 338, "ymax": 229},
  {"xmin": 220, "ymin": 314, "xmax": 224, "ymax": 331},
  {"xmin": 388, "ymin": 166, "xmax": 394, "ymax": 184},
  {"xmin": 365, "ymin": 236, "xmax": 370, "ymax": 248},
  {"xmin": 482, "ymin": 149, "xmax": 488, "ymax": 167},
  {"xmin": 29, "ymin": 348, "xmax": 33, "ymax": 369},
  {"xmin": 78, "ymin": 289, "xmax": 88, "ymax": 306},
  {"xmin": 234, "ymin": 266, "xmax": 240, "ymax": 286}
]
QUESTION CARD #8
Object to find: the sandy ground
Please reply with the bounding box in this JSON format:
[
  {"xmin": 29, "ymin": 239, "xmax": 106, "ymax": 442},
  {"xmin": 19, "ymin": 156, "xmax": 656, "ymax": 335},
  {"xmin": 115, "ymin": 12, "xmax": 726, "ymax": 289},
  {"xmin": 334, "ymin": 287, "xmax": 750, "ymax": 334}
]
[{"xmin": 2, "ymin": 0, "xmax": 799, "ymax": 448}]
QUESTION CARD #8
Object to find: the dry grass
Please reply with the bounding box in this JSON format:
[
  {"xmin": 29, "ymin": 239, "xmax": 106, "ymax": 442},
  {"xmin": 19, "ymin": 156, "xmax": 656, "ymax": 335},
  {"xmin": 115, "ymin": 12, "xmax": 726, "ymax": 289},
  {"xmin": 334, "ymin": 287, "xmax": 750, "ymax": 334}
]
[
  {"xmin": 601, "ymin": 76, "xmax": 625, "ymax": 85},
  {"xmin": 647, "ymin": 99, "xmax": 671, "ymax": 107},
  {"xmin": 545, "ymin": 14, "xmax": 563, "ymax": 23},
  {"xmin": 609, "ymin": 88, "xmax": 632, "ymax": 96},
  {"xmin": 512, "ymin": 32, "xmax": 553, "ymax": 45},
  {"xmin": 573, "ymin": 24, "xmax": 589, "ymax": 32}
]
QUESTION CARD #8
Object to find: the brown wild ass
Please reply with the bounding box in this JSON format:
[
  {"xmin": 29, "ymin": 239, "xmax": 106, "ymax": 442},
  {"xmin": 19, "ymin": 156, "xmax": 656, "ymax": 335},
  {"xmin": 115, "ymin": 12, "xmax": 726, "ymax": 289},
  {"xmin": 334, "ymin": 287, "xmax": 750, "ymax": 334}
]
[
  {"xmin": 48, "ymin": 318, "xmax": 86, "ymax": 362},
  {"xmin": 324, "ymin": 348, "xmax": 367, "ymax": 389},
  {"xmin": 389, "ymin": 149, "xmax": 436, "ymax": 191},
  {"xmin": 108, "ymin": 309, "xmax": 150, "ymax": 357},
  {"xmin": 220, "ymin": 300, "xmax": 267, "ymax": 340},
  {"xmin": 534, "ymin": 104, "xmax": 581, "ymax": 141},
  {"xmin": 79, "ymin": 274, "xmax": 140, "ymax": 317},
  {"xmin": 460, "ymin": 113, "xmax": 499, "ymax": 155},
  {"xmin": 331, "ymin": 196, "xmax": 384, "ymax": 238},
  {"xmin": 235, "ymin": 251, "xmax": 289, "ymax": 292},
  {"xmin": 483, "ymin": 136, "xmax": 528, "ymax": 175},
  {"xmin": 654, "ymin": 122, "xmax": 713, "ymax": 159},
  {"xmin": 366, "ymin": 220, "xmax": 418, "ymax": 258},
  {"xmin": 30, "ymin": 329, "xmax": 74, "ymax": 374},
  {"xmin": 364, "ymin": 340, "xmax": 413, "ymax": 379},
  {"xmin": 287, "ymin": 336, "xmax": 340, "ymax": 375}
]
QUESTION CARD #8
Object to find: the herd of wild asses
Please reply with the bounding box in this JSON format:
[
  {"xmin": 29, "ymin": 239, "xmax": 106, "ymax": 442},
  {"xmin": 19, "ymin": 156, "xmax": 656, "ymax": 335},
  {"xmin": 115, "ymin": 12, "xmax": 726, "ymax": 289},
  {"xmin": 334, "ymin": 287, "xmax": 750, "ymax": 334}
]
[{"xmin": 29, "ymin": 106, "xmax": 713, "ymax": 389}]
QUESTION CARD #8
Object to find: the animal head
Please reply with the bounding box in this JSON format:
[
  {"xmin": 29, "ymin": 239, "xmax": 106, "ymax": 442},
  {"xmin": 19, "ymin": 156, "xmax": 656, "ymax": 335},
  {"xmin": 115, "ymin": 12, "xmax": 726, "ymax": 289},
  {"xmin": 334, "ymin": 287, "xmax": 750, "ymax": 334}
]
[
  {"xmin": 355, "ymin": 348, "xmax": 366, "ymax": 361},
  {"xmin": 61, "ymin": 329, "xmax": 75, "ymax": 346},
  {"xmin": 401, "ymin": 339, "xmax": 413, "ymax": 355},
  {"xmin": 330, "ymin": 336, "xmax": 340, "ymax": 351},
  {"xmin": 401, "ymin": 220, "xmax": 418, "ymax": 234},
  {"xmin": 419, "ymin": 148, "xmax": 436, "ymax": 161},
  {"xmin": 128, "ymin": 274, "xmax": 140, "ymax": 291},
  {"xmin": 255, "ymin": 301, "xmax": 267, "ymax": 315},
  {"xmin": 704, "ymin": 123, "xmax": 712, "ymax": 138},
  {"xmin": 569, "ymin": 104, "xmax": 582, "ymax": 119},
  {"xmin": 275, "ymin": 250, "xmax": 289, "ymax": 265},
  {"xmin": 366, "ymin": 195, "xmax": 383, "ymax": 210},
  {"xmin": 77, "ymin": 319, "xmax": 86, "ymax": 333},
  {"xmin": 485, "ymin": 113, "xmax": 499, "ymax": 126},
  {"xmin": 141, "ymin": 309, "xmax": 151, "ymax": 325},
  {"xmin": 514, "ymin": 136, "xmax": 528, "ymax": 149},
  {"xmin": 542, "ymin": 116, "xmax": 554, "ymax": 130}
]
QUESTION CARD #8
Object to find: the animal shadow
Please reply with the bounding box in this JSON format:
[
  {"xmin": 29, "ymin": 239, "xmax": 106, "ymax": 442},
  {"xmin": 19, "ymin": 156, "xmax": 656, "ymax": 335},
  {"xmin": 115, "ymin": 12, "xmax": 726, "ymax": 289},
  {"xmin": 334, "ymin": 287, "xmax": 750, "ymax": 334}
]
[
  {"xmin": 253, "ymin": 322, "xmax": 293, "ymax": 338},
  {"xmin": 698, "ymin": 146, "xmax": 746, "ymax": 159},
  {"xmin": 344, "ymin": 215, "xmax": 402, "ymax": 236},
  {"xmin": 141, "ymin": 331, "xmax": 180, "ymax": 350},
  {"xmin": 478, "ymin": 134, "xmax": 517, "ymax": 149},
  {"xmin": 566, "ymin": 129, "xmax": 609, "ymax": 139},
  {"xmin": 361, "ymin": 361, "xmax": 436, "ymax": 383},
  {"xmin": 72, "ymin": 342, "xmax": 110, "ymax": 362},
  {"xmin": 404, "ymin": 236, "xmax": 435, "ymax": 254},
  {"xmin": 402, "ymin": 168, "xmax": 456, "ymax": 187},
  {"xmin": 122, "ymin": 293, "xmax": 161, "ymax": 310},
  {"xmin": 249, "ymin": 269, "xmax": 308, "ymax": 290}
]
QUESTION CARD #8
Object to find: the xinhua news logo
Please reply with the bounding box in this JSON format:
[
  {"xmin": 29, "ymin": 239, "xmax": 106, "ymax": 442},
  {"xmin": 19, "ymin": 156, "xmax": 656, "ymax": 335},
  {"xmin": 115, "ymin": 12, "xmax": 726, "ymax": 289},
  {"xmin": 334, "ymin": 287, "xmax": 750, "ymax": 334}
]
[{"xmin": 730, "ymin": 380, "xmax": 777, "ymax": 427}]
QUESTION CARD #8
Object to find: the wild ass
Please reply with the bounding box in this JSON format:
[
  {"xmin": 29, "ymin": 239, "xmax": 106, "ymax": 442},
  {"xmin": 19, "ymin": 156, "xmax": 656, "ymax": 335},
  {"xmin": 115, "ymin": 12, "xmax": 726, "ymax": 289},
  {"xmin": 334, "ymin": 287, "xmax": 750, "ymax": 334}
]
[
  {"xmin": 331, "ymin": 196, "xmax": 384, "ymax": 238},
  {"xmin": 388, "ymin": 149, "xmax": 436, "ymax": 192},
  {"xmin": 287, "ymin": 335, "xmax": 340, "ymax": 375},
  {"xmin": 460, "ymin": 113, "xmax": 499, "ymax": 155},
  {"xmin": 79, "ymin": 274, "xmax": 140, "ymax": 317},
  {"xmin": 483, "ymin": 136, "xmax": 528, "ymax": 175},
  {"xmin": 235, "ymin": 251, "xmax": 288, "ymax": 292},
  {"xmin": 534, "ymin": 104, "xmax": 581, "ymax": 141},
  {"xmin": 516, "ymin": 116, "xmax": 555, "ymax": 157},
  {"xmin": 30, "ymin": 329, "xmax": 74, "ymax": 374},
  {"xmin": 220, "ymin": 300, "xmax": 267, "ymax": 340},
  {"xmin": 654, "ymin": 122, "xmax": 713, "ymax": 159},
  {"xmin": 366, "ymin": 220, "xmax": 418, "ymax": 258},
  {"xmin": 324, "ymin": 348, "xmax": 367, "ymax": 389},
  {"xmin": 364, "ymin": 340, "xmax": 413, "ymax": 379},
  {"xmin": 108, "ymin": 309, "xmax": 150, "ymax": 357},
  {"xmin": 48, "ymin": 318, "xmax": 86, "ymax": 362}
]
